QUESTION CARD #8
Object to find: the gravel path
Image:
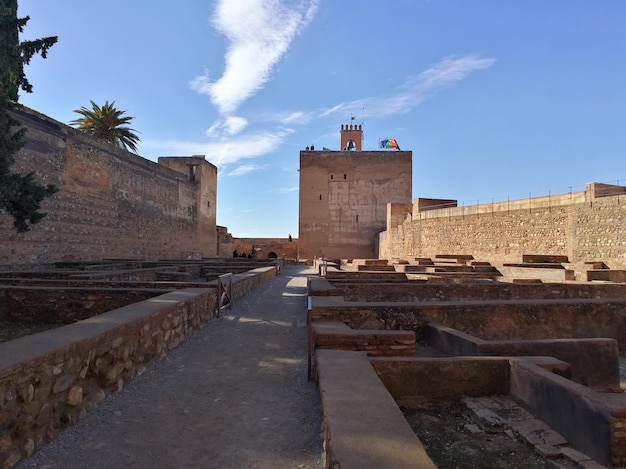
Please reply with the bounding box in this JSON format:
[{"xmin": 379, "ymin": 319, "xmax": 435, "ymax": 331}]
[{"xmin": 17, "ymin": 265, "xmax": 322, "ymax": 469}]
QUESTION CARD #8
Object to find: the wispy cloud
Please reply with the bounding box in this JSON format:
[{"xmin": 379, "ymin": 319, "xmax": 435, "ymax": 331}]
[
  {"xmin": 151, "ymin": 54, "xmax": 494, "ymax": 172},
  {"xmin": 142, "ymin": 128, "xmax": 292, "ymax": 168},
  {"xmin": 269, "ymin": 186, "xmax": 299, "ymax": 194},
  {"xmin": 320, "ymin": 55, "xmax": 496, "ymax": 119},
  {"xmin": 227, "ymin": 163, "xmax": 268, "ymax": 176},
  {"xmin": 190, "ymin": 0, "xmax": 320, "ymax": 115},
  {"xmin": 207, "ymin": 116, "xmax": 249, "ymax": 137}
]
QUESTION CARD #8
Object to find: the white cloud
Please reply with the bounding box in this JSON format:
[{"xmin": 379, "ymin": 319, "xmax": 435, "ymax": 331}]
[
  {"xmin": 191, "ymin": 0, "xmax": 320, "ymax": 115},
  {"xmin": 143, "ymin": 129, "xmax": 292, "ymax": 168},
  {"xmin": 152, "ymin": 54, "xmax": 494, "ymax": 171},
  {"xmin": 227, "ymin": 164, "xmax": 268, "ymax": 176},
  {"xmin": 320, "ymin": 55, "xmax": 496, "ymax": 120},
  {"xmin": 280, "ymin": 111, "xmax": 311, "ymax": 125},
  {"xmin": 269, "ymin": 186, "xmax": 299, "ymax": 194},
  {"xmin": 207, "ymin": 116, "xmax": 249, "ymax": 137}
]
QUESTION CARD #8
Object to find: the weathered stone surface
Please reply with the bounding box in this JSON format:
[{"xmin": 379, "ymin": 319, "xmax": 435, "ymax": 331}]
[
  {"xmin": 381, "ymin": 187, "xmax": 626, "ymax": 271},
  {"xmin": 0, "ymin": 433, "xmax": 12, "ymax": 453},
  {"xmin": 23, "ymin": 439, "xmax": 34, "ymax": 458},
  {"xmin": 534, "ymin": 443, "xmax": 561, "ymax": 458},
  {"xmin": 36, "ymin": 403, "xmax": 52, "ymax": 427},
  {"xmin": 16, "ymin": 383, "xmax": 33, "ymax": 404},
  {"xmin": 1, "ymin": 106, "xmax": 218, "ymax": 266},
  {"xmin": 299, "ymin": 148, "xmax": 412, "ymax": 260},
  {"xmin": 102, "ymin": 361, "xmax": 126, "ymax": 383},
  {"xmin": 66, "ymin": 386, "xmax": 83, "ymax": 407},
  {"xmin": 52, "ymin": 374, "xmax": 75, "ymax": 394}
]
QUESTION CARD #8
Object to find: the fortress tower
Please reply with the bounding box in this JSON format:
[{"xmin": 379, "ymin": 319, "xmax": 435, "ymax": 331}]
[
  {"xmin": 298, "ymin": 125, "xmax": 412, "ymax": 260},
  {"xmin": 340, "ymin": 123, "xmax": 363, "ymax": 151}
]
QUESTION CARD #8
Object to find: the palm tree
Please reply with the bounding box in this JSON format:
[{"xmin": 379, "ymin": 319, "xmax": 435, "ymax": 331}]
[{"xmin": 70, "ymin": 100, "xmax": 140, "ymax": 153}]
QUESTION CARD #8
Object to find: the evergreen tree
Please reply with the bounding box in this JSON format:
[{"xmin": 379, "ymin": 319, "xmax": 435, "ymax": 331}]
[{"xmin": 0, "ymin": 0, "xmax": 58, "ymax": 233}]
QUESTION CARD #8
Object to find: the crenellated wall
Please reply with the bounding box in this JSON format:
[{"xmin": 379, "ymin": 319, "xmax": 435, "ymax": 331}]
[
  {"xmin": 0, "ymin": 105, "xmax": 218, "ymax": 266},
  {"xmin": 380, "ymin": 183, "xmax": 626, "ymax": 270}
]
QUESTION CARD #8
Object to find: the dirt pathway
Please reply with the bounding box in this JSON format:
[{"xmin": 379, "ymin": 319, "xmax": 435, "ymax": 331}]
[{"xmin": 18, "ymin": 265, "xmax": 322, "ymax": 469}]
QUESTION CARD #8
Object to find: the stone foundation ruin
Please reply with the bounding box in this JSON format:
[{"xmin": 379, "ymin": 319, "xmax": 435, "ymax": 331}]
[
  {"xmin": 309, "ymin": 255, "xmax": 626, "ymax": 468},
  {"xmin": 0, "ymin": 259, "xmax": 281, "ymax": 467}
]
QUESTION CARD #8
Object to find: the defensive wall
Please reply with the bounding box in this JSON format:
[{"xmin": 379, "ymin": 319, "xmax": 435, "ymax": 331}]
[
  {"xmin": 216, "ymin": 225, "xmax": 235, "ymax": 258},
  {"xmin": 235, "ymin": 237, "xmax": 299, "ymax": 260},
  {"xmin": 0, "ymin": 105, "xmax": 218, "ymax": 266},
  {"xmin": 299, "ymin": 149, "xmax": 412, "ymax": 261},
  {"xmin": 380, "ymin": 182, "xmax": 626, "ymax": 271},
  {"xmin": 0, "ymin": 260, "xmax": 278, "ymax": 467}
]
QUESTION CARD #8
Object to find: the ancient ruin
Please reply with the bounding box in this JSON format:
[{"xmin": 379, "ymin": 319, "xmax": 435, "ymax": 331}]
[
  {"xmin": 2, "ymin": 108, "xmax": 626, "ymax": 467},
  {"xmin": 309, "ymin": 256, "xmax": 626, "ymax": 467}
]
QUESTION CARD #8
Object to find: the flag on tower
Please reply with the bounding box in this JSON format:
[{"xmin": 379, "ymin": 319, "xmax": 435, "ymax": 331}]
[{"xmin": 379, "ymin": 138, "xmax": 400, "ymax": 150}]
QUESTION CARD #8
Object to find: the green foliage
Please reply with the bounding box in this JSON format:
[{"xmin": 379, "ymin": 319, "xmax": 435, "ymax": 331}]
[
  {"xmin": 0, "ymin": 0, "xmax": 59, "ymax": 233},
  {"xmin": 0, "ymin": 152, "xmax": 57, "ymax": 232},
  {"xmin": 1, "ymin": 0, "xmax": 58, "ymax": 101},
  {"xmin": 70, "ymin": 100, "xmax": 141, "ymax": 153}
]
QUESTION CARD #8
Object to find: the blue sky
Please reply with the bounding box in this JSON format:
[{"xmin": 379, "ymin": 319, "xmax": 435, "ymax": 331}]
[{"xmin": 17, "ymin": 1, "xmax": 626, "ymax": 238}]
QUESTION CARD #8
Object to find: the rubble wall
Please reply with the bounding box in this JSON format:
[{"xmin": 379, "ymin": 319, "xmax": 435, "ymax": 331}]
[
  {"xmin": 381, "ymin": 191, "xmax": 626, "ymax": 269},
  {"xmin": 0, "ymin": 105, "xmax": 217, "ymax": 265}
]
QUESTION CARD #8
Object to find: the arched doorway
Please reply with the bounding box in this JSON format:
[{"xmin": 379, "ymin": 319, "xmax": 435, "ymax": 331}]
[{"xmin": 268, "ymin": 251, "xmax": 278, "ymax": 259}]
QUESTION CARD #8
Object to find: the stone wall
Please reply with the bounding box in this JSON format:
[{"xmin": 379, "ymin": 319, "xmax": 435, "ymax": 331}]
[
  {"xmin": 0, "ymin": 105, "xmax": 218, "ymax": 266},
  {"xmin": 216, "ymin": 226, "xmax": 235, "ymax": 258},
  {"xmin": 309, "ymin": 296, "xmax": 626, "ymax": 346},
  {"xmin": 371, "ymin": 356, "xmax": 512, "ymax": 409},
  {"xmin": 509, "ymin": 359, "xmax": 623, "ymax": 466},
  {"xmin": 380, "ymin": 184, "xmax": 626, "ymax": 270},
  {"xmin": 236, "ymin": 237, "xmax": 298, "ymax": 259},
  {"xmin": 299, "ymin": 150, "xmax": 412, "ymax": 261},
  {"xmin": 332, "ymin": 282, "xmax": 626, "ymax": 303},
  {"xmin": 0, "ymin": 266, "xmax": 277, "ymax": 467}
]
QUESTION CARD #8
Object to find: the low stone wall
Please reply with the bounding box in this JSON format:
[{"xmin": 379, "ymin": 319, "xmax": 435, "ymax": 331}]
[
  {"xmin": 425, "ymin": 324, "xmax": 620, "ymax": 391},
  {"xmin": 588, "ymin": 270, "xmax": 626, "ymax": 283},
  {"xmin": 307, "ymin": 278, "xmax": 339, "ymax": 297},
  {"xmin": 0, "ymin": 266, "xmax": 276, "ymax": 468},
  {"xmin": 510, "ymin": 359, "xmax": 626, "ymax": 467},
  {"xmin": 371, "ymin": 356, "xmax": 512, "ymax": 409},
  {"xmin": 311, "ymin": 321, "xmax": 415, "ymax": 357},
  {"xmin": 326, "ymin": 268, "xmax": 407, "ymax": 281},
  {"xmin": 330, "ymin": 281, "xmax": 626, "ymax": 302},
  {"xmin": 309, "ymin": 296, "xmax": 626, "ymax": 347},
  {"xmin": 315, "ymin": 349, "xmax": 436, "ymax": 469},
  {"xmin": 309, "ymin": 321, "xmax": 415, "ymax": 379}
]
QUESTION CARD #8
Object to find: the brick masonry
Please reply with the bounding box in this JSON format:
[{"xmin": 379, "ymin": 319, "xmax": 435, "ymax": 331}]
[
  {"xmin": 0, "ymin": 105, "xmax": 217, "ymax": 266},
  {"xmin": 309, "ymin": 296, "xmax": 626, "ymax": 347},
  {"xmin": 299, "ymin": 149, "xmax": 412, "ymax": 260}
]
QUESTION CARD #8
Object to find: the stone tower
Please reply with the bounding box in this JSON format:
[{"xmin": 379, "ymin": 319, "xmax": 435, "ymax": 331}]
[
  {"xmin": 298, "ymin": 125, "xmax": 412, "ymax": 261},
  {"xmin": 340, "ymin": 123, "xmax": 363, "ymax": 151}
]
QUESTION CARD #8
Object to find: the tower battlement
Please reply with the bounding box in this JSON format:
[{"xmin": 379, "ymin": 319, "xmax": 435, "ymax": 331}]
[{"xmin": 340, "ymin": 123, "xmax": 363, "ymax": 151}]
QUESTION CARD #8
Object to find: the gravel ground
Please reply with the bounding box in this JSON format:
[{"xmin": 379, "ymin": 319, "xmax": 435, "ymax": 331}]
[
  {"xmin": 16, "ymin": 265, "xmax": 323, "ymax": 469},
  {"xmin": 405, "ymin": 404, "xmax": 559, "ymax": 469}
]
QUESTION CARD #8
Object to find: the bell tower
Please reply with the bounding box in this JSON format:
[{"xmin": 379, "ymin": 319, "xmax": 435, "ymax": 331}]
[{"xmin": 340, "ymin": 123, "xmax": 363, "ymax": 151}]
